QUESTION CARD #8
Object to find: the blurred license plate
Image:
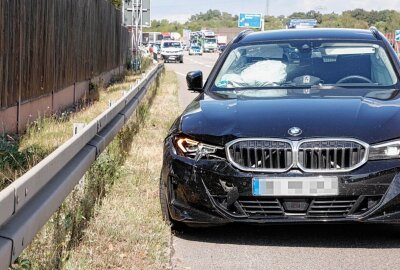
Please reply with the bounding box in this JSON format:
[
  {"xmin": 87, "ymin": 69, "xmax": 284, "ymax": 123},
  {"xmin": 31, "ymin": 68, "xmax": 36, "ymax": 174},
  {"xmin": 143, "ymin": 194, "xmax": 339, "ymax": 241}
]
[{"xmin": 252, "ymin": 177, "xmax": 338, "ymax": 196}]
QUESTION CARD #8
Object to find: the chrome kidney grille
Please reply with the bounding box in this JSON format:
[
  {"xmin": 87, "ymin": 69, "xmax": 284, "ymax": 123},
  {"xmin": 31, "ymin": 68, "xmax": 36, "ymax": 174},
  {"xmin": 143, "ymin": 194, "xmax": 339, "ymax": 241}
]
[
  {"xmin": 226, "ymin": 138, "xmax": 369, "ymax": 173},
  {"xmin": 298, "ymin": 140, "xmax": 367, "ymax": 172},
  {"xmin": 227, "ymin": 139, "xmax": 293, "ymax": 172}
]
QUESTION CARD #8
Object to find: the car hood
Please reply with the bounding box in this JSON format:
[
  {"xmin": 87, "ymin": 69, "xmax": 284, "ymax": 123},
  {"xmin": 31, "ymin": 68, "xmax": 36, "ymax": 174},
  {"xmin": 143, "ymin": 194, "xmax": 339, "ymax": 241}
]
[
  {"xmin": 163, "ymin": 48, "xmax": 181, "ymax": 52},
  {"xmin": 179, "ymin": 89, "xmax": 400, "ymax": 146}
]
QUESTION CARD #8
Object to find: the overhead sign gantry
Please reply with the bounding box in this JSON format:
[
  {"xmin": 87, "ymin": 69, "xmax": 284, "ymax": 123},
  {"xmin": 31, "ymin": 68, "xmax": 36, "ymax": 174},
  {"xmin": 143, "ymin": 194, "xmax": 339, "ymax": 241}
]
[{"xmin": 123, "ymin": 0, "xmax": 151, "ymax": 49}]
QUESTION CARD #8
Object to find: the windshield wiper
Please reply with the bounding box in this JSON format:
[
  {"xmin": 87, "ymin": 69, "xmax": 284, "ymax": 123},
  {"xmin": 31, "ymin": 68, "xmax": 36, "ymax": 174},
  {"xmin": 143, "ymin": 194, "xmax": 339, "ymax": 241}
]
[{"xmin": 279, "ymin": 82, "xmax": 326, "ymax": 89}]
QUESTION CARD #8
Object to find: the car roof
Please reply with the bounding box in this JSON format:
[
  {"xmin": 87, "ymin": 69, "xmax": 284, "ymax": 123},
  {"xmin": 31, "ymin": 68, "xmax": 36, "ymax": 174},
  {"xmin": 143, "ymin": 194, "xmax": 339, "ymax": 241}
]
[{"xmin": 239, "ymin": 28, "xmax": 378, "ymax": 44}]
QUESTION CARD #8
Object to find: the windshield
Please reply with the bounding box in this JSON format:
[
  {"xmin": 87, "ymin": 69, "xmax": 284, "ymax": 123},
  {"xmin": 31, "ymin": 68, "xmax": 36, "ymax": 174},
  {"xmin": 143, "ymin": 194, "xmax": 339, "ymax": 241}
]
[
  {"xmin": 205, "ymin": 38, "xmax": 217, "ymax": 44},
  {"xmin": 162, "ymin": 42, "xmax": 181, "ymax": 48},
  {"xmin": 214, "ymin": 41, "xmax": 398, "ymax": 89}
]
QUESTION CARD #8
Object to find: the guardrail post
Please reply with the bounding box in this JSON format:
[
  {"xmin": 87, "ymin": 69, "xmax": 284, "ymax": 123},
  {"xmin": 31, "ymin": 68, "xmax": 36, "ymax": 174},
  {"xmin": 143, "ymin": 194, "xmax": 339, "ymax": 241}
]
[
  {"xmin": 73, "ymin": 123, "xmax": 88, "ymax": 189},
  {"xmin": 108, "ymin": 100, "xmax": 117, "ymax": 108},
  {"xmin": 73, "ymin": 123, "xmax": 86, "ymax": 136}
]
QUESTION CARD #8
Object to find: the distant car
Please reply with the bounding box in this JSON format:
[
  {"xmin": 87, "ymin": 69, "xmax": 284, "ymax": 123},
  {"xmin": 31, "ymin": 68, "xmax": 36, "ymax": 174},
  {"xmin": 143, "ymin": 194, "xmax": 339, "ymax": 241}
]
[
  {"xmin": 160, "ymin": 28, "xmax": 400, "ymax": 229},
  {"xmin": 160, "ymin": 40, "xmax": 184, "ymax": 63},
  {"xmin": 189, "ymin": 45, "xmax": 203, "ymax": 56}
]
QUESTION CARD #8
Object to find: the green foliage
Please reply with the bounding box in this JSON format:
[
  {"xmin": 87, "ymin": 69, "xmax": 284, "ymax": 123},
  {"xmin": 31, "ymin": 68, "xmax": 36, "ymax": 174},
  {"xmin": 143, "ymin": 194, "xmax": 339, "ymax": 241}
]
[
  {"xmin": 264, "ymin": 16, "xmax": 284, "ymax": 30},
  {"xmin": 111, "ymin": 0, "xmax": 122, "ymax": 8},
  {"xmin": 0, "ymin": 136, "xmax": 47, "ymax": 190},
  {"xmin": 148, "ymin": 9, "xmax": 238, "ymax": 33},
  {"xmin": 147, "ymin": 8, "xmax": 400, "ymax": 34},
  {"xmin": 10, "ymin": 258, "xmax": 32, "ymax": 270}
]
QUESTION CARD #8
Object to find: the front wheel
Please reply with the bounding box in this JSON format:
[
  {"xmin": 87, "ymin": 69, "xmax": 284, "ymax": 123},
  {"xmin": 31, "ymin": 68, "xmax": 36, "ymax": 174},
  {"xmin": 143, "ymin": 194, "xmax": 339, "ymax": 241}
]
[{"xmin": 159, "ymin": 177, "xmax": 186, "ymax": 231}]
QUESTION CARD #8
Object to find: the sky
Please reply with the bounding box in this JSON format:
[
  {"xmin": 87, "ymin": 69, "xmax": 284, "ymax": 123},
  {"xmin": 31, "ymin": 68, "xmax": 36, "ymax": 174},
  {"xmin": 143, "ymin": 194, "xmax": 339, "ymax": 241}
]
[{"xmin": 151, "ymin": 0, "xmax": 400, "ymax": 23}]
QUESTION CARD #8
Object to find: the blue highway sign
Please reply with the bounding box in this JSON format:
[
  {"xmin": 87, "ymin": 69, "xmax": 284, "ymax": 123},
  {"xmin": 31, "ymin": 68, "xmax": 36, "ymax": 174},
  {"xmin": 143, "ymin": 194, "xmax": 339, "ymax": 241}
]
[{"xmin": 238, "ymin": 13, "xmax": 262, "ymax": 29}]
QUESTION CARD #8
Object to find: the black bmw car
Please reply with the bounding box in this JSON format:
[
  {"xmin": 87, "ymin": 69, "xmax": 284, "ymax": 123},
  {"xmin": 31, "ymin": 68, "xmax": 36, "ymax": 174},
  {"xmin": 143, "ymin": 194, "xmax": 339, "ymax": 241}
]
[{"xmin": 160, "ymin": 28, "xmax": 400, "ymax": 228}]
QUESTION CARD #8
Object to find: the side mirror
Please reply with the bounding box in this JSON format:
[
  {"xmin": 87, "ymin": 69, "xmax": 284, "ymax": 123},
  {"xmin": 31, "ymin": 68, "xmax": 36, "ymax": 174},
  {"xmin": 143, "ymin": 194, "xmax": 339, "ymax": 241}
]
[{"xmin": 186, "ymin": 71, "xmax": 203, "ymax": 92}]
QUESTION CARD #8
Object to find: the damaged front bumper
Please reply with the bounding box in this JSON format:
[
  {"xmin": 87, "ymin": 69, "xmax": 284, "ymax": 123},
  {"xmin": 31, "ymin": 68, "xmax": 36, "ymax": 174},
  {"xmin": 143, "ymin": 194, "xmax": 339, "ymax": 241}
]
[{"xmin": 160, "ymin": 138, "xmax": 400, "ymax": 225}]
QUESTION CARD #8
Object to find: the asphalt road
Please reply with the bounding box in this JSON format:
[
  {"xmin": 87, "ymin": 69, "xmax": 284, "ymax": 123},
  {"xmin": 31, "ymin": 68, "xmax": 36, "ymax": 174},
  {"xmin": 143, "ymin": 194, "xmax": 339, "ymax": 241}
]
[
  {"xmin": 166, "ymin": 51, "xmax": 217, "ymax": 108},
  {"xmin": 165, "ymin": 52, "xmax": 400, "ymax": 270}
]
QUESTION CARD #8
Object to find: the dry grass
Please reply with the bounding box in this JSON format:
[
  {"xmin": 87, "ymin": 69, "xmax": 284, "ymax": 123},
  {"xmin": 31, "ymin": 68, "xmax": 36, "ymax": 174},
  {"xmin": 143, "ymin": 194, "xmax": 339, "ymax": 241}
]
[
  {"xmin": 64, "ymin": 70, "xmax": 179, "ymax": 270},
  {"xmin": 0, "ymin": 70, "xmax": 146, "ymax": 191},
  {"xmin": 19, "ymin": 71, "xmax": 143, "ymax": 155},
  {"xmin": 8, "ymin": 63, "xmax": 165, "ymax": 270}
]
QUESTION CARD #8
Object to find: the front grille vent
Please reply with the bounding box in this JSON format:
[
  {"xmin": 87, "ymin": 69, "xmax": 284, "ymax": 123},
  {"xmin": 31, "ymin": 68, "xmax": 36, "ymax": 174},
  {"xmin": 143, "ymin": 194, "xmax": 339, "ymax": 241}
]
[
  {"xmin": 238, "ymin": 198, "xmax": 285, "ymax": 217},
  {"xmin": 307, "ymin": 198, "xmax": 357, "ymax": 218},
  {"xmin": 233, "ymin": 197, "xmax": 358, "ymax": 219},
  {"xmin": 298, "ymin": 140, "xmax": 367, "ymax": 172},
  {"xmin": 227, "ymin": 140, "xmax": 292, "ymax": 172}
]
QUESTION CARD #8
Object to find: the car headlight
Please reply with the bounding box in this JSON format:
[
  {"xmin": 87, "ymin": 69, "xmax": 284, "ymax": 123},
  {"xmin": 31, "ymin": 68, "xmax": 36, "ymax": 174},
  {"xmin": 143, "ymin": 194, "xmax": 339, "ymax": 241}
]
[
  {"xmin": 173, "ymin": 136, "xmax": 224, "ymax": 161},
  {"xmin": 369, "ymin": 140, "xmax": 400, "ymax": 160}
]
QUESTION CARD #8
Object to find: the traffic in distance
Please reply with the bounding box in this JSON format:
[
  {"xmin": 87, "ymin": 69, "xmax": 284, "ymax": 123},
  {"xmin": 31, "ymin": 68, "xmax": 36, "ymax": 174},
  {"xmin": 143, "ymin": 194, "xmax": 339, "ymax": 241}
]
[
  {"xmin": 159, "ymin": 27, "xmax": 400, "ymax": 229},
  {"xmin": 143, "ymin": 30, "xmax": 227, "ymax": 63}
]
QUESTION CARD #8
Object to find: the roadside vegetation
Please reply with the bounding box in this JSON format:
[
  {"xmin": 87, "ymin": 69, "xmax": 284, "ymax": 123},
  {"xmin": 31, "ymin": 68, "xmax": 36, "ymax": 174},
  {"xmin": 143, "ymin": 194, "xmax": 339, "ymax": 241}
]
[
  {"xmin": 148, "ymin": 8, "xmax": 400, "ymax": 33},
  {"xmin": 6, "ymin": 58, "xmax": 155, "ymax": 269},
  {"xmin": 0, "ymin": 59, "xmax": 151, "ymax": 191},
  {"xmin": 0, "ymin": 78, "xmax": 126, "ymax": 190},
  {"xmin": 64, "ymin": 70, "xmax": 179, "ymax": 269}
]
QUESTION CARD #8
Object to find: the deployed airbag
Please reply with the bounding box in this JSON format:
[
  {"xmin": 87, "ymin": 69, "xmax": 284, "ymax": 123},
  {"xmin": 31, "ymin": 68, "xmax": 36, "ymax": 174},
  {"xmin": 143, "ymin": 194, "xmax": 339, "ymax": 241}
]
[{"xmin": 218, "ymin": 60, "xmax": 287, "ymax": 88}]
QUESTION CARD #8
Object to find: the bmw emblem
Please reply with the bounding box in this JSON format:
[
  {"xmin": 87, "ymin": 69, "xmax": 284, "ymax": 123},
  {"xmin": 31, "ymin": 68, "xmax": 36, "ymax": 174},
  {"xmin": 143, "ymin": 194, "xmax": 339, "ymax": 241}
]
[{"xmin": 288, "ymin": 127, "xmax": 302, "ymax": 136}]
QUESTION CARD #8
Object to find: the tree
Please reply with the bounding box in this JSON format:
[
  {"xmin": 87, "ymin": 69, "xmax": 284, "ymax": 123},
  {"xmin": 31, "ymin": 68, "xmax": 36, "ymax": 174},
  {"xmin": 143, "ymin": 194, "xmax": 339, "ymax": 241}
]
[
  {"xmin": 264, "ymin": 16, "xmax": 284, "ymax": 30},
  {"xmin": 146, "ymin": 9, "xmax": 400, "ymax": 35}
]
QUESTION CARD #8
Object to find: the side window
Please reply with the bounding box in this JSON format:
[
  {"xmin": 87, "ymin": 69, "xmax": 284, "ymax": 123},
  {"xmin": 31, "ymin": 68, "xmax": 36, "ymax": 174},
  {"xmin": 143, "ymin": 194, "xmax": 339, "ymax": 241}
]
[{"xmin": 371, "ymin": 47, "xmax": 398, "ymax": 85}]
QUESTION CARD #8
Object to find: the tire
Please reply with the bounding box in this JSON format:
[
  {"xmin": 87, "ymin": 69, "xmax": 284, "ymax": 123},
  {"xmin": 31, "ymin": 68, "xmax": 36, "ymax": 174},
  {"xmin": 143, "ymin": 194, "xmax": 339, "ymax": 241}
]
[{"xmin": 159, "ymin": 177, "xmax": 186, "ymax": 231}]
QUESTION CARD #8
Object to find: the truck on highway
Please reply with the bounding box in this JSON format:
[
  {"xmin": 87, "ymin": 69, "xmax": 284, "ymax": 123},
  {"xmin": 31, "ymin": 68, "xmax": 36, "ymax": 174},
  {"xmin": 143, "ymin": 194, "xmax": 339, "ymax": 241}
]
[
  {"xmin": 217, "ymin": 35, "xmax": 228, "ymax": 46},
  {"xmin": 183, "ymin": 29, "xmax": 192, "ymax": 50},
  {"xmin": 189, "ymin": 30, "xmax": 218, "ymax": 53},
  {"xmin": 202, "ymin": 30, "xmax": 218, "ymax": 53},
  {"xmin": 203, "ymin": 37, "xmax": 218, "ymax": 53},
  {"xmin": 143, "ymin": 32, "xmax": 163, "ymax": 45}
]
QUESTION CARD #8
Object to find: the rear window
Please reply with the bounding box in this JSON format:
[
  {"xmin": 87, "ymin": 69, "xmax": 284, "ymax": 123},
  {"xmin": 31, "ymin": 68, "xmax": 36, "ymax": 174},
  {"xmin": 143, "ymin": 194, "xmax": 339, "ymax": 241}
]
[{"xmin": 215, "ymin": 41, "xmax": 398, "ymax": 89}]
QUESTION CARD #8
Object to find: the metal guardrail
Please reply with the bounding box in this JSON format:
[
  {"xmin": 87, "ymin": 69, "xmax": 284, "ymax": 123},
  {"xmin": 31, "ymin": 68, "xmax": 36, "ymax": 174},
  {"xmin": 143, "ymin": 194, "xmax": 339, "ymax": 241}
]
[{"xmin": 0, "ymin": 63, "xmax": 164, "ymax": 270}]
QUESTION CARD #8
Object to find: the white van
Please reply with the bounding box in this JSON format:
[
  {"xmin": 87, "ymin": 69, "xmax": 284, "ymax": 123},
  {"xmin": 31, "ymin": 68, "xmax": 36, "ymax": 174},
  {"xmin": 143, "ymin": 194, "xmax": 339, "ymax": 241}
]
[{"xmin": 160, "ymin": 40, "xmax": 184, "ymax": 63}]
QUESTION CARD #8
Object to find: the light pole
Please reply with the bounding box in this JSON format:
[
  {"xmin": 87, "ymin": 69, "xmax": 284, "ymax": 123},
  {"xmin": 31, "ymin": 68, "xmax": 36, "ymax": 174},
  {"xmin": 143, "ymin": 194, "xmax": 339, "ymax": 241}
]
[{"xmin": 262, "ymin": 0, "xmax": 270, "ymax": 31}]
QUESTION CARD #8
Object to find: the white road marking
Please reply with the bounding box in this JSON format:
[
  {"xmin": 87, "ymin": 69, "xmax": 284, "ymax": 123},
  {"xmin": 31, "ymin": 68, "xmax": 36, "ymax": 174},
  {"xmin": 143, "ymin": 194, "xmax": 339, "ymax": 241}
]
[{"xmin": 186, "ymin": 56, "xmax": 213, "ymax": 68}]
